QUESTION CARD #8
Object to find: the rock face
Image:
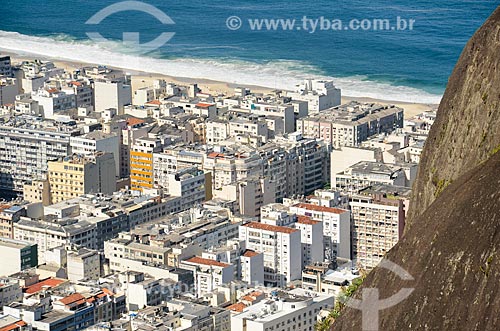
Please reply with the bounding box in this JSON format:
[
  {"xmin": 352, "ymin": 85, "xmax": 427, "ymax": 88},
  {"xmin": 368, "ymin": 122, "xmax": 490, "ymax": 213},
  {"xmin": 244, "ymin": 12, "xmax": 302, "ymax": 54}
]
[
  {"xmin": 333, "ymin": 7, "xmax": 500, "ymax": 331},
  {"xmin": 407, "ymin": 6, "xmax": 500, "ymax": 228},
  {"xmin": 333, "ymin": 152, "xmax": 500, "ymax": 330}
]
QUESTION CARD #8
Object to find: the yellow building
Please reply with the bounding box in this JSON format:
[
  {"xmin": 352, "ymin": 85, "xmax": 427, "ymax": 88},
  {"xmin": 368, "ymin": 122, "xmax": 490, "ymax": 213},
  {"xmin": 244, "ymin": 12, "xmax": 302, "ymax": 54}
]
[
  {"xmin": 130, "ymin": 137, "xmax": 163, "ymax": 192},
  {"xmin": 48, "ymin": 152, "xmax": 116, "ymax": 203}
]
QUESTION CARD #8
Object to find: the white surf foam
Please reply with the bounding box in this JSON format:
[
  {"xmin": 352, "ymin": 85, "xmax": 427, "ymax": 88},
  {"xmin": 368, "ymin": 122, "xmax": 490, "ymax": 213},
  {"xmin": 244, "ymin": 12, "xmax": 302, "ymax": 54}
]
[{"xmin": 0, "ymin": 30, "xmax": 442, "ymax": 104}]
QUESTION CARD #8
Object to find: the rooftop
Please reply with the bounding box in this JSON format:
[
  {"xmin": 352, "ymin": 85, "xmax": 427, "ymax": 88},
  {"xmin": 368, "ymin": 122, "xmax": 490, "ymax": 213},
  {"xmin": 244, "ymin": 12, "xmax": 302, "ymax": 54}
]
[
  {"xmin": 25, "ymin": 278, "xmax": 65, "ymax": 294},
  {"xmin": 184, "ymin": 256, "xmax": 230, "ymax": 268},
  {"xmin": 242, "ymin": 222, "xmax": 298, "ymax": 234},
  {"xmin": 292, "ymin": 203, "xmax": 348, "ymax": 215}
]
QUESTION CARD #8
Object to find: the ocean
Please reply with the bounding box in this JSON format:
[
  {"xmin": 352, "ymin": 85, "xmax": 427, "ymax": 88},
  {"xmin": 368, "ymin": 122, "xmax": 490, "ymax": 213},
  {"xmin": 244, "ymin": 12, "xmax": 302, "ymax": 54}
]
[{"xmin": 0, "ymin": 0, "xmax": 497, "ymax": 103}]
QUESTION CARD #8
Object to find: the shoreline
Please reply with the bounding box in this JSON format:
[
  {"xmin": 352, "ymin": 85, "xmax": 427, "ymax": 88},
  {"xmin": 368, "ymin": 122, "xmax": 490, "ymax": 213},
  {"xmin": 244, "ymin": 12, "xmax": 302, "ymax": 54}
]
[{"xmin": 4, "ymin": 50, "xmax": 439, "ymax": 118}]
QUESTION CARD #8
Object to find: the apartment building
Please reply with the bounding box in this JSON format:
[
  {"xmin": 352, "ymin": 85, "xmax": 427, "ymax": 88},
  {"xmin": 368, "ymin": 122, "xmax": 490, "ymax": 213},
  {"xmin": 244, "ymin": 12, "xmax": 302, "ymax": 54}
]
[
  {"xmin": 288, "ymin": 79, "xmax": 341, "ymax": 113},
  {"xmin": 206, "ymin": 120, "xmax": 229, "ymax": 144},
  {"xmin": 295, "ymin": 216, "xmax": 324, "ymax": 268},
  {"xmin": 14, "ymin": 96, "xmax": 41, "ymax": 116},
  {"xmin": 0, "ymin": 55, "xmax": 12, "ymax": 77},
  {"xmin": 166, "ymin": 299, "xmax": 231, "ymax": 331},
  {"xmin": 330, "ymin": 146, "xmax": 381, "ymax": 188},
  {"xmin": 230, "ymin": 102, "xmax": 295, "ymax": 133},
  {"xmin": 133, "ymin": 80, "xmax": 167, "ymax": 105},
  {"xmin": 130, "ymin": 137, "xmax": 164, "ymax": 192},
  {"xmin": 231, "ymin": 289, "xmax": 334, "ymax": 331},
  {"xmin": 0, "ymin": 77, "xmax": 19, "ymax": 106},
  {"xmin": 203, "ymin": 149, "xmax": 263, "ymax": 190},
  {"xmin": 64, "ymin": 81, "xmax": 94, "ymax": 108},
  {"xmin": 166, "ymin": 167, "xmax": 210, "ymax": 210},
  {"xmin": 19, "ymin": 60, "xmax": 64, "ymax": 93},
  {"xmin": 181, "ymin": 256, "xmax": 234, "ymax": 298},
  {"xmin": 48, "ymin": 153, "xmax": 116, "ymax": 204},
  {"xmin": 0, "ymin": 237, "xmax": 38, "ymax": 276},
  {"xmin": 31, "ymin": 87, "xmax": 76, "ymax": 119},
  {"xmin": 94, "ymin": 80, "xmax": 132, "ymax": 113},
  {"xmin": 289, "ymin": 203, "xmax": 351, "ymax": 261},
  {"xmin": 334, "ymin": 161, "xmax": 409, "ymax": 194},
  {"xmin": 70, "ymin": 131, "xmax": 120, "ymax": 176},
  {"xmin": 350, "ymin": 185, "xmax": 410, "ymax": 270},
  {"xmin": 213, "ymin": 176, "xmax": 275, "ymax": 218},
  {"xmin": 279, "ymin": 134, "xmax": 330, "ymax": 196},
  {"xmin": 0, "ymin": 278, "xmax": 22, "ymax": 309},
  {"xmin": 297, "ymin": 102, "xmax": 404, "ymax": 148},
  {"xmin": 239, "ymin": 222, "xmax": 301, "ymax": 287},
  {"xmin": 0, "ymin": 205, "xmax": 26, "ymax": 239},
  {"xmin": 14, "ymin": 216, "xmax": 97, "ymax": 263},
  {"xmin": 66, "ymin": 248, "xmax": 101, "ymax": 281},
  {"xmin": 0, "ymin": 118, "xmax": 75, "ymax": 196},
  {"xmin": 240, "ymin": 249, "xmax": 265, "ymax": 285}
]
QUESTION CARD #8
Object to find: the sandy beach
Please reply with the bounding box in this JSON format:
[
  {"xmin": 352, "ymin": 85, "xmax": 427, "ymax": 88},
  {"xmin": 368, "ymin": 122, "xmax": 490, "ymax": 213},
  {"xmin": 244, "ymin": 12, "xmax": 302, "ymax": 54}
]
[{"xmin": 8, "ymin": 53, "xmax": 439, "ymax": 119}]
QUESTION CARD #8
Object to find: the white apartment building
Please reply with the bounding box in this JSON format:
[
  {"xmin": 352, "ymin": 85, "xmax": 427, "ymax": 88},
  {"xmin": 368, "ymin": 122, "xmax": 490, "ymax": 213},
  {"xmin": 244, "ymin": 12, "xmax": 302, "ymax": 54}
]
[
  {"xmin": 166, "ymin": 168, "xmax": 209, "ymax": 210},
  {"xmin": 14, "ymin": 216, "xmax": 97, "ymax": 263},
  {"xmin": 240, "ymin": 249, "xmax": 264, "ymax": 285},
  {"xmin": 63, "ymin": 81, "xmax": 94, "ymax": 108},
  {"xmin": 260, "ymin": 204, "xmax": 324, "ymax": 268},
  {"xmin": 350, "ymin": 186, "xmax": 409, "ymax": 270},
  {"xmin": 181, "ymin": 256, "xmax": 234, "ymax": 298},
  {"xmin": 31, "ymin": 87, "xmax": 76, "ymax": 119},
  {"xmin": 330, "ymin": 146, "xmax": 380, "ymax": 188},
  {"xmin": 0, "ymin": 119, "xmax": 74, "ymax": 195},
  {"xmin": 334, "ymin": 161, "xmax": 408, "ymax": 194},
  {"xmin": 67, "ymin": 248, "xmax": 101, "ymax": 281},
  {"xmin": 70, "ymin": 131, "xmax": 121, "ymax": 176},
  {"xmin": 0, "ymin": 278, "xmax": 22, "ymax": 307},
  {"xmin": 14, "ymin": 97, "xmax": 40, "ymax": 116},
  {"xmin": 0, "ymin": 238, "xmax": 38, "ymax": 276},
  {"xmin": 229, "ymin": 118, "xmax": 269, "ymax": 141},
  {"xmin": 213, "ymin": 176, "xmax": 275, "ymax": 218},
  {"xmin": 295, "ymin": 216, "xmax": 324, "ymax": 268},
  {"xmin": 289, "ymin": 203, "xmax": 351, "ymax": 261},
  {"xmin": 133, "ymin": 80, "xmax": 166, "ymax": 105},
  {"xmin": 94, "ymin": 80, "xmax": 132, "ymax": 113},
  {"xmin": 203, "ymin": 150, "xmax": 263, "ymax": 190},
  {"xmin": 231, "ymin": 289, "xmax": 334, "ymax": 331},
  {"xmin": 235, "ymin": 102, "xmax": 295, "ymax": 133},
  {"xmin": 239, "ymin": 222, "xmax": 301, "ymax": 287},
  {"xmin": 288, "ymin": 79, "xmax": 341, "ymax": 113},
  {"xmin": 206, "ymin": 120, "xmax": 229, "ymax": 144}
]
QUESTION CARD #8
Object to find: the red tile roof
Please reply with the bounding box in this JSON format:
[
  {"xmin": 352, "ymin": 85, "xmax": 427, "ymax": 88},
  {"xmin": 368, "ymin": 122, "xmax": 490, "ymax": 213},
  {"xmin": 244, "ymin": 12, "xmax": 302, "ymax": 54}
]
[
  {"xmin": 243, "ymin": 222, "xmax": 298, "ymax": 234},
  {"xmin": 25, "ymin": 278, "xmax": 65, "ymax": 294},
  {"xmin": 184, "ymin": 256, "xmax": 230, "ymax": 268},
  {"xmin": 146, "ymin": 100, "xmax": 161, "ymax": 105},
  {"xmin": 293, "ymin": 203, "xmax": 348, "ymax": 215},
  {"xmin": 248, "ymin": 290, "xmax": 263, "ymax": 297},
  {"xmin": 241, "ymin": 295, "xmax": 257, "ymax": 302},
  {"xmin": 127, "ymin": 117, "xmax": 145, "ymax": 127},
  {"xmin": 242, "ymin": 249, "xmax": 260, "ymax": 258},
  {"xmin": 0, "ymin": 320, "xmax": 27, "ymax": 331},
  {"xmin": 59, "ymin": 293, "xmax": 85, "ymax": 305},
  {"xmin": 196, "ymin": 102, "xmax": 214, "ymax": 108},
  {"xmin": 102, "ymin": 287, "xmax": 114, "ymax": 296},
  {"xmin": 297, "ymin": 215, "xmax": 320, "ymax": 225},
  {"xmin": 207, "ymin": 152, "xmax": 225, "ymax": 159},
  {"xmin": 227, "ymin": 302, "xmax": 246, "ymax": 312}
]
